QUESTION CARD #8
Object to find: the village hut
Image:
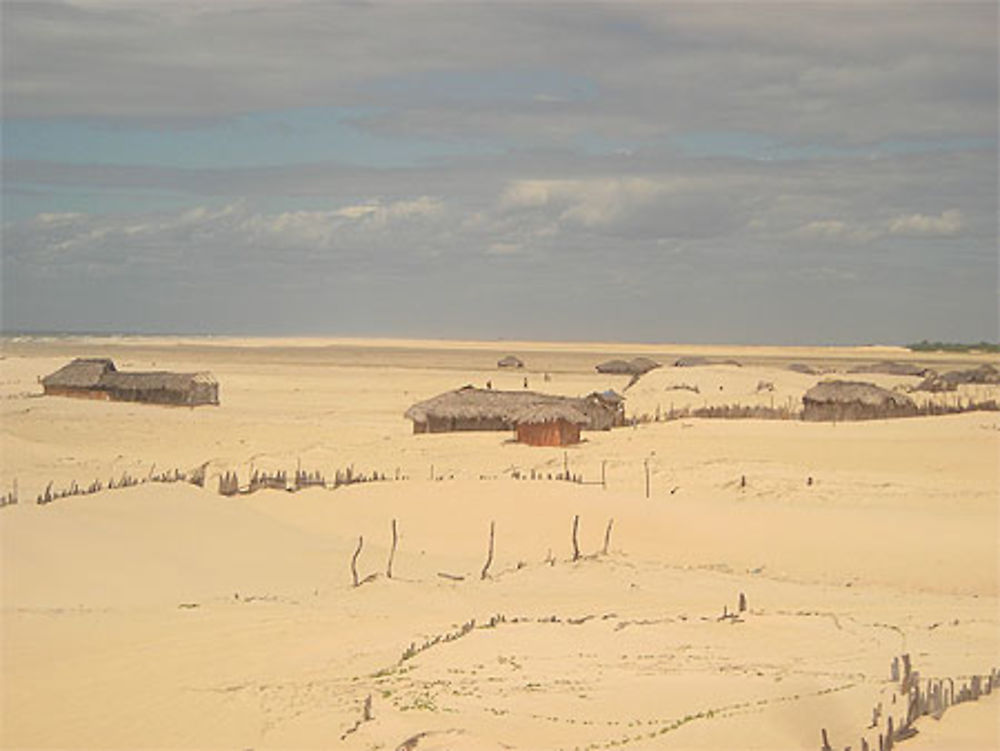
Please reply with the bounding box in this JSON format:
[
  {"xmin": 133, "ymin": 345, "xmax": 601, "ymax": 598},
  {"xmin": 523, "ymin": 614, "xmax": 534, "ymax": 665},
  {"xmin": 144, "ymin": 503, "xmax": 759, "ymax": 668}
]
[
  {"xmin": 99, "ymin": 371, "xmax": 219, "ymax": 406},
  {"xmin": 595, "ymin": 357, "xmax": 659, "ymax": 376},
  {"xmin": 41, "ymin": 358, "xmax": 117, "ymax": 398},
  {"xmin": 673, "ymin": 356, "xmax": 711, "ymax": 367},
  {"xmin": 578, "ymin": 390, "xmax": 626, "ymax": 429},
  {"xmin": 404, "ymin": 386, "xmax": 621, "ymax": 433},
  {"xmin": 802, "ymin": 380, "xmax": 917, "ymax": 421},
  {"xmin": 41, "ymin": 358, "xmax": 218, "ymax": 406},
  {"xmin": 513, "ymin": 403, "xmax": 588, "ymax": 447},
  {"xmin": 787, "ymin": 362, "xmax": 820, "ymax": 375},
  {"xmin": 497, "ymin": 355, "xmax": 524, "ymax": 369},
  {"xmin": 848, "ymin": 361, "xmax": 931, "ymax": 377}
]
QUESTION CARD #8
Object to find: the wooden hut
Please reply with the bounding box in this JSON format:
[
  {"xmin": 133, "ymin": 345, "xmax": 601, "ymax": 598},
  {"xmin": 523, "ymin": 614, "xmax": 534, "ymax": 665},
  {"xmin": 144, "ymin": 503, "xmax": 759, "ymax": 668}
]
[
  {"xmin": 41, "ymin": 358, "xmax": 116, "ymax": 398},
  {"xmin": 595, "ymin": 357, "xmax": 660, "ymax": 375},
  {"xmin": 404, "ymin": 386, "xmax": 621, "ymax": 434},
  {"xmin": 802, "ymin": 380, "xmax": 917, "ymax": 421},
  {"xmin": 41, "ymin": 358, "xmax": 218, "ymax": 406},
  {"xmin": 513, "ymin": 403, "xmax": 588, "ymax": 447},
  {"xmin": 578, "ymin": 390, "xmax": 626, "ymax": 429},
  {"xmin": 99, "ymin": 371, "xmax": 219, "ymax": 406},
  {"xmin": 497, "ymin": 355, "xmax": 524, "ymax": 369},
  {"xmin": 848, "ymin": 360, "xmax": 931, "ymax": 377}
]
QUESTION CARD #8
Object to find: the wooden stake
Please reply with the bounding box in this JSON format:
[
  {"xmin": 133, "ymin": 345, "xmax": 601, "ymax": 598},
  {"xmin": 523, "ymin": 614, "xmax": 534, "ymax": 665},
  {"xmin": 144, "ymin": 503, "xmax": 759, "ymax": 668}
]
[
  {"xmin": 351, "ymin": 535, "xmax": 363, "ymax": 587},
  {"xmin": 481, "ymin": 521, "xmax": 495, "ymax": 580},
  {"xmin": 644, "ymin": 458, "xmax": 650, "ymax": 498},
  {"xmin": 602, "ymin": 518, "xmax": 614, "ymax": 555},
  {"xmin": 386, "ymin": 519, "xmax": 398, "ymax": 579},
  {"xmin": 572, "ymin": 514, "xmax": 581, "ymax": 561},
  {"xmin": 601, "ymin": 460, "xmax": 607, "ymax": 489}
]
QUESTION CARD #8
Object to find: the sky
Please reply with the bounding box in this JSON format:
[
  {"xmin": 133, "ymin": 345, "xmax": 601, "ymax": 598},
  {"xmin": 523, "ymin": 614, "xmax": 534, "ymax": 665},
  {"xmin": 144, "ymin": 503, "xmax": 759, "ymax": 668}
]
[{"xmin": 1, "ymin": 0, "xmax": 997, "ymax": 344}]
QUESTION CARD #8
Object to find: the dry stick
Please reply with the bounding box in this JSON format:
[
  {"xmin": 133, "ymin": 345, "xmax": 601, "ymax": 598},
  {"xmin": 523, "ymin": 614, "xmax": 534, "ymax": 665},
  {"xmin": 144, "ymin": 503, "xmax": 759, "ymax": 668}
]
[
  {"xmin": 480, "ymin": 521, "xmax": 495, "ymax": 580},
  {"xmin": 351, "ymin": 535, "xmax": 364, "ymax": 587},
  {"xmin": 572, "ymin": 514, "xmax": 581, "ymax": 561},
  {"xmin": 644, "ymin": 458, "xmax": 650, "ymax": 498},
  {"xmin": 601, "ymin": 460, "xmax": 607, "ymax": 489},
  {"xmin": 602, "ymin": 518, "xmax": 614, "ymax": 555},
  {"xmin": 386, "ymin": 518, "xmax": 398, "ymax": 579}
]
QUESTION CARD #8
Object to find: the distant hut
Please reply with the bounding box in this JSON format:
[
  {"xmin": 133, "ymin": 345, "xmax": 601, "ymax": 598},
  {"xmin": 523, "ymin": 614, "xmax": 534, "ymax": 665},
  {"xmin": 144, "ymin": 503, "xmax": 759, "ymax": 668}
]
[
  {"xmin": 404, "ymin": 386, "xmax": 621, "ymax": 433},
  {"xmin": 802, "ymin": 380, "xmax": 917, "ymax": 421},
  {"xmin": 787, "ymin": 362, "xmax": 819, "ymax": 375},
  {"xmin": 100, "ymin": 371, "xmax": 219, "ymax": 406},
  {"xmin": 41, "ymin": 358, "xmax": 116, "ymax": 399},
  {"xmin": 41, "ymin": 358, "xmax": 218, "ymax": 406},
  {"xmin": 579, "ymin": 390, "xmax": 626, "ymax": 429},
  {"xmin": 673, "ymin": 356, "xmax": 711, "ymax": 367},
  {"xmin": 514, "ymin": 403, "xmax": 588, "ymax": 447},
  {"xmin": 497, "ymin": 355, "xmax": 524, "ymax": 369},
  {"xmin": 595, "ymin": 357, "xmax": 659, "ymax": 376},
  {"xmin": 848, "ymin": 361, "xmax": 931, "ymax": 377}
]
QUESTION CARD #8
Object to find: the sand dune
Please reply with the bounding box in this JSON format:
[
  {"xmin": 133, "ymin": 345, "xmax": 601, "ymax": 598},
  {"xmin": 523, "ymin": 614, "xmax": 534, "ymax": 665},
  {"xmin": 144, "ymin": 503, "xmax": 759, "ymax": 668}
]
[{"xmin": 1, "ymin": 337, "xmax": 997, "ymax": 749}]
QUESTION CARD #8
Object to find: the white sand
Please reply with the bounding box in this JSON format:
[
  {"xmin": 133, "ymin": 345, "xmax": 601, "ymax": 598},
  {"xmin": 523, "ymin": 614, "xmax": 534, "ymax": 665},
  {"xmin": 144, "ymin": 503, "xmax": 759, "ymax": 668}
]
[{"xmin": 1, "ymin": 337, "xmax": 997, "ymax": 749}]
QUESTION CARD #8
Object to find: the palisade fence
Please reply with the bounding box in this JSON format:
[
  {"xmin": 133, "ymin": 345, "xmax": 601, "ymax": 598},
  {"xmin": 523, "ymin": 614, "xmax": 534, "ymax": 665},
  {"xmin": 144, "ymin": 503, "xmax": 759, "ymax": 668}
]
[{"xmin": 819, "ymin": 654, "xmax": 999, "ymax": 751}]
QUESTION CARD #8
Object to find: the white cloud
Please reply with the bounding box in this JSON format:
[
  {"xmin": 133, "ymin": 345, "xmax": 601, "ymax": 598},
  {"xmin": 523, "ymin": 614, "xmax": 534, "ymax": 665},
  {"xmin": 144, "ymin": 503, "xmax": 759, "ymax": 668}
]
[
  {"xmin": 888, "ymin": 209, "xmax": 964, "ymax": 235},
  {"xmin": 500, "ymin": 177, "xmax": 668, "ymax": 228}
]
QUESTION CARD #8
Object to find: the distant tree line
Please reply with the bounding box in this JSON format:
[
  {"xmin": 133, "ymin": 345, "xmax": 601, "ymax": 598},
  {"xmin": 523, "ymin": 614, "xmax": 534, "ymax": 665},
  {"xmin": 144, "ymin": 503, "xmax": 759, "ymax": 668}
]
[{"xmin": 906, "ymin": 340, "xmax": 1000, "ymax": 353}]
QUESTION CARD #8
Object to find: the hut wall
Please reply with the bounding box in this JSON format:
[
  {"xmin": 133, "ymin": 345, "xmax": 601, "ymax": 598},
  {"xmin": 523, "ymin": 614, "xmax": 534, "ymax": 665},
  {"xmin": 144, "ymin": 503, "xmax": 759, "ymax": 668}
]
[
  {"xmin": 419, "ymin": 416, "xmax": 513, "ymax": 433},
  {"xmin": 42, "ymin": 386, "xmax": 111, "ymax": 400},
  {"xmin": 802, "ymin": 401, "xmax": 916, "ymax": 422},
  {"xmin": 516, "ymin": 420, "xmax": 581, "ymax": 447}
]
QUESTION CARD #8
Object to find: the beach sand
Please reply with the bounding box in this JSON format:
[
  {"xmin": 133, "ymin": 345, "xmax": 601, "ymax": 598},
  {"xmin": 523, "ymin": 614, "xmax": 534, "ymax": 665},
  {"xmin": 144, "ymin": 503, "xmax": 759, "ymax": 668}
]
[{"xmin": 1, "ymin": 337, "xmax": 997, "ymax": 749}]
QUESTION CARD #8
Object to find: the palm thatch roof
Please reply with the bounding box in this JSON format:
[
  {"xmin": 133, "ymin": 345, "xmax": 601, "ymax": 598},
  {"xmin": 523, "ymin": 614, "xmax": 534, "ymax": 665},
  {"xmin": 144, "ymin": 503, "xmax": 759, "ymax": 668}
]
[
  {"xmin": 787, "ymin": 362, "xmax": 819, "ymax": 375},
  {"xmin": 595, "ymin": 357, "xmax": 660, "ymax": 375},
  {"xmin": 41, "ymin": 358, "xmax": 116, "ymax": 389},
  {"xmin": 497, "ymin": 355, "xmax": 524, "ymax": 368},
  {"xmin": 100, "ymin": 371, "xmax": 218, "ymax": 391},
  {"xmin": 940, "ymin": 363, "xmax": 1000, "ymax": 385},
  {"xmin": 513, "ymin": 403, "xmax": 588, "ymax": 425},
  {"xmin": 405, "ymin": 386, "xmax": 567, "ymax": 423},
  {"xmin": 848, "ymin": 361, "xmax": 931, "ymax": 377},
  {"xmin": 803, "ymin": 380, "xmax": 915, "ymax": 408}
]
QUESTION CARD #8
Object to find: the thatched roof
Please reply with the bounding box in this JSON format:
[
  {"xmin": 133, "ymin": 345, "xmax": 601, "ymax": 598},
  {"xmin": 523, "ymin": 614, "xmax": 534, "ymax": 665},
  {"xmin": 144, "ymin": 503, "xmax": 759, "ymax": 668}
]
[
  {"xmin": 42, "ymin": 358, "xmax": 116, "ymax": 389},
  {"xmin": 405, "ymin": 387, "xmax": 565, "ymax": 422},
  {"xmin": 940, "ymin": 363, "xmax": 1000, "ymax": 385},
  {"xmin": 674, "ymin": 356, "xmax": 740, "ymax": 368},
  {"xmin": 787, "ymin": 362, "xmax": 819, "ymax": 375},
  {"xmin": 588, "ymin": 389, "xmax": 625, "ymax": 405},
  {"xmin": 848, "ymin": 361, "xmax": 931, "ymax": 377},
  {"xmin": 595, "ymin": 357, "xmax": 660, "ymax": 375},
  {"xmin": 803, "ymin": 380, "xmax": 915, "ymax": 408},
  {"xmin": 497, "ymin": 355, "xmax": 524, "ymax": 368},
  {"xmin": 100, "ymin": 371, "xmax": 217, "ymax": 391},
  {"xmin": 513, "ymin": 403, "xmax": 588, "ymax": 425}
]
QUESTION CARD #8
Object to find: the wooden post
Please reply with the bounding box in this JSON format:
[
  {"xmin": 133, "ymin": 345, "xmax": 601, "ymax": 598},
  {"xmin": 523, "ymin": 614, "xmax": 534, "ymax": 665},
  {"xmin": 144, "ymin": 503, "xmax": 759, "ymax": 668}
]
[
  {"xmin": 351, "ymin": 536, "xmax": 363, "ymax": 587},
  {"xmin": 821, "ymin": 727, "xmax": 832, "ymax": 751},
  {"xmin": 602, "ymin": 518, "xmax": 614, "ymax": 555},
  {"xmin": 481, "ymin": 521, "xmax": 495, "ymax": 580},
  {"xmin": 386, "ymin": 519, "xmax": 398, "ymax": 579},
  {"xmin": 572, "ymin": 514, "xmax": 580, "ymax": 561},
  {"xmin": 644, "ymin": 458, "xmax": 650, "ymax": 499},
  {"xmin": 564, "ymin": 451, "xmax": 569, "ymax": 480},
  {"xmin": 601, "ymin": 460, "xmax": 607, "ymax": 490},
  {"xmin": 738, "ymin": 592, "xmax": 747, "ymax": 612}
]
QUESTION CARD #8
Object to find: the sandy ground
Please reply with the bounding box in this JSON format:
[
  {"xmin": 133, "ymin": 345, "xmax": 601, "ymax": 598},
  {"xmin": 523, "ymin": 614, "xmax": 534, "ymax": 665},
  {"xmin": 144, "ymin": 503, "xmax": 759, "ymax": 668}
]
[{"xmin": 1, "ymin": 337, "xmax": 998, "ymax": 750}]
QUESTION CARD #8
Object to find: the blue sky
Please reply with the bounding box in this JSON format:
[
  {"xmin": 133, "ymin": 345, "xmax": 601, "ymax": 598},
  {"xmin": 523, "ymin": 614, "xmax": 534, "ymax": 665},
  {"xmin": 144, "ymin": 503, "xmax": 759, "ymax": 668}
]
[{"xmin": 2, "ymin": 1, "xmax": 997, "ymax": 343}]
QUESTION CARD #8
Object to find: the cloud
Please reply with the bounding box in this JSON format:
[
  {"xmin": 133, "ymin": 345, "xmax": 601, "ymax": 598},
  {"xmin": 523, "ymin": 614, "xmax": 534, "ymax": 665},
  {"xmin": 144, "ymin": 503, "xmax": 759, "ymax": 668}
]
[
  {"xmin": 888, "ymin": 209, "xmax": 964, "ymax": 235},
  {"xmin": 500, "ymin": 177, "xmax": 668, "ymax": 228}
]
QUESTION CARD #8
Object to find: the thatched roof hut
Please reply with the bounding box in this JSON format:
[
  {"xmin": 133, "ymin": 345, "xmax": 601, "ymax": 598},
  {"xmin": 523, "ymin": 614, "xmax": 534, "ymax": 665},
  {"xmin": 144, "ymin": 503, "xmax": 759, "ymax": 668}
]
[
  {"xmin": 513, "ymin": 403, "xmax": 588, "ymax": 446},
  {"xmin": 802, "ymin": 380, "xmax": 917, "ymax": 421},
  {"xmin": 41, "ymin": 358, "xmax": 116, "ymax": 396},
  {"xmin": 787, "ymin": 362, "xmax": 819, "ymax": 375},
  {"xmin": 41, "ymin": 358, "xmax": 218, "ymax": 406},
  {"xmin": 497, "ymin": 355, "xmax": 524, "ymax": 369},
  {"xmin": 941, "ymin": 363, "xmax": 1000, "ymax": 385},
  {"xmin": 404, "ymin": 386, "xmax": 622, "ymax": 433},
  {"xmin": 100, "ymin": 371, "xmax": 219, "ymax": 406},
  {"xmin": 595, "ymin": 357, "xmax": 660, "ymax": 376},
  {"xmin": 848, "ymin": 361, "xmax": 931, "ymax": 377}
]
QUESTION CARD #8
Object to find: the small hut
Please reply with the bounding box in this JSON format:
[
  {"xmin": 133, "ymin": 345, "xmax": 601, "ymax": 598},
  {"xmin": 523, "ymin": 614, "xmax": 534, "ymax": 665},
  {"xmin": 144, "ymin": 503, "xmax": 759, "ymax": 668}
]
[
  {"xmin": 41, "ymin": 358, "xmax": 218, "ymax": 406},
  {"xmin": 513, "ymin": 403, "xmax": 588, "ymax": 447},
  {"xmin": 41, "ymin": 358, "xmax": 116, "ymax": 398},
  {"xmin": 497, "ymin": 355, "xmax": 524, "ymax": 369},
  {"xmin": 595, "ymin": 357, "xmax": 660, "ymax": 375},
  {"xmin": 404, "ymin": 386, "xmax": 622, "ymax": 433},
  {"xmin": 100, "ymin": 371, "xmax": 219, "ymax": 406},
  {"xmin": 848, "ymin": 361, "xmax": 931, "ymax": 377},
  {"xmin": 802, "ymin": 380, "xmax": 917, "ymax": 421}
]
